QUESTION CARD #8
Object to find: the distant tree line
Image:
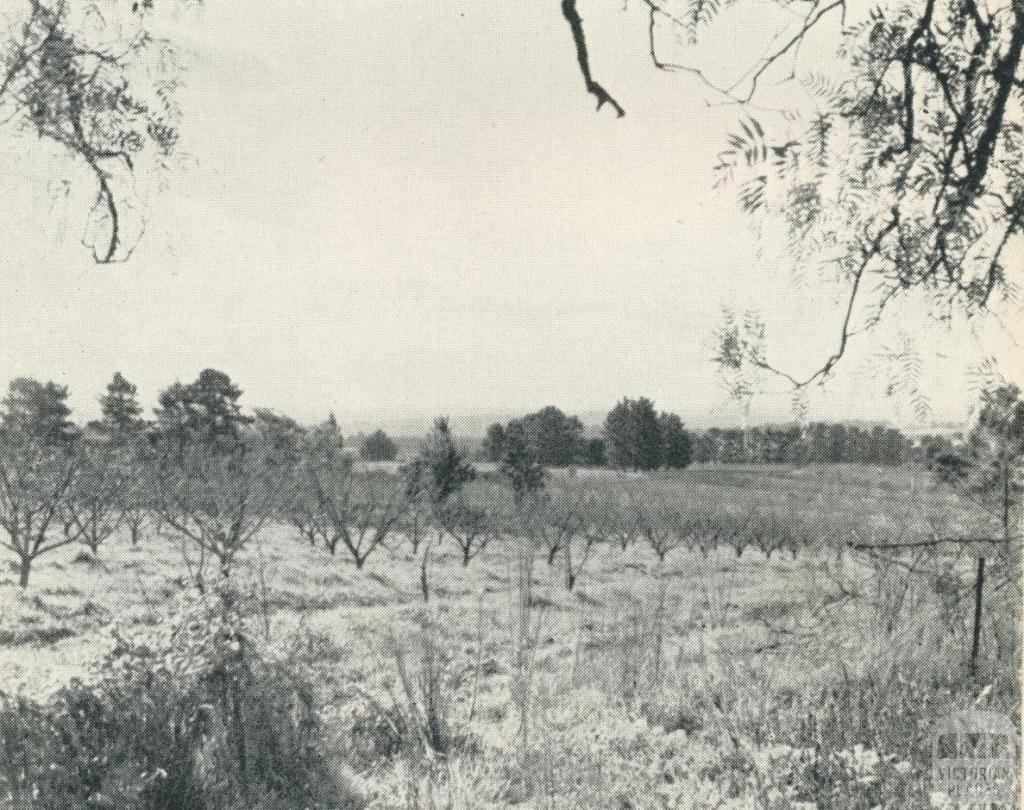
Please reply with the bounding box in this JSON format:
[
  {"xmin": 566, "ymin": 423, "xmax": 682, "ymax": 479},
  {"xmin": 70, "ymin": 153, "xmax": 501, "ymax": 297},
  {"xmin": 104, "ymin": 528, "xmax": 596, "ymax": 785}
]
[
  {"xmin": 483, "ymin": 400, "xmax": 953, "ymax": 470},
  {"xmin": 692, "ymin": 423, "xmax": 924, "ymax": 466},
  {"xmin": 483, "ymin": 399, "xmax": 694, "ymax": 472}
]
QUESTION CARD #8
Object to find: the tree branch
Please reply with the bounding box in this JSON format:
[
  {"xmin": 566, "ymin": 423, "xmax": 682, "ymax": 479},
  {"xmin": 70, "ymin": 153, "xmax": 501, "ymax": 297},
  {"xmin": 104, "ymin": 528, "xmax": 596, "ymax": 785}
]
[
  {"xmin": 848, "ymin": 534, "xmax": 1020, "ymax": 551},
  {"xmin": 560, "ymin": 0, "xmax": 625, "ymax": 117}
]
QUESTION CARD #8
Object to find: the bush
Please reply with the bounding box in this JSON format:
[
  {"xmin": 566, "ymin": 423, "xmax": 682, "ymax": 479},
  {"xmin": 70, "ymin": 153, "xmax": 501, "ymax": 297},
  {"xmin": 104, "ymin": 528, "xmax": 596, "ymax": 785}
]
[
  {"xmin": 344, "ymin": 616, "xmax": 477, "ymax": 771},
  {"xmin": 0, "ymin": 586, "xmax": 363, "ymax": 810}
]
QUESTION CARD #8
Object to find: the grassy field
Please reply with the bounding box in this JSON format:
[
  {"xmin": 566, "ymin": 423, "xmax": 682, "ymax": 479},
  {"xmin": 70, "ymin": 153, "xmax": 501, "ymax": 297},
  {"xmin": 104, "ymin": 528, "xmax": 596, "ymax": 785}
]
[{"xmin": 1, "ymin": 464, "xmax": 1019, "ymax": 809}]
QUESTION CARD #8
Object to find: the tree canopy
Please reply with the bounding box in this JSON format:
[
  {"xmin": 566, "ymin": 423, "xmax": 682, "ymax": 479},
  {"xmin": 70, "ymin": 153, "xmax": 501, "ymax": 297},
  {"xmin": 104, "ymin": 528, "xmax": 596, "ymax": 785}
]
[
  {"xmin": 485, "ymin": 406, "xmax": 586, "ymax": 467},
  {"xmin": 1, "ymin": 0, "xmax": 184, "ymax": 262},
  {"xmin": 407, "ymin": 417, "xmax": 476, "ymax": 506},
  {"xmin": 155, "ymin": 369, "xmax": 251, "ymax": 452},
  {"xmin": 1, "ymin": 377, "xmax": 78, "ymax": 448},
  {"xmin": 563, "ymin": 0, "xmax": 1024, "ymax": 384},
  {"xmin": 498, "ymin": 420, "xmax": 546, "ymax": 503},
  {"xmin": 604, "ymin": 397, "xmax": 663, "ymax": 470},
  {"xmin": 360, "ymin": 429, "xmax": 399, "ymax": 462},
  {"xmin": 95, "ymin": 372, "xmax": 147, "ymax": 441},
  {"xmin": 658, "ymin": 411, "xmax": 694, "ymax": 469}
]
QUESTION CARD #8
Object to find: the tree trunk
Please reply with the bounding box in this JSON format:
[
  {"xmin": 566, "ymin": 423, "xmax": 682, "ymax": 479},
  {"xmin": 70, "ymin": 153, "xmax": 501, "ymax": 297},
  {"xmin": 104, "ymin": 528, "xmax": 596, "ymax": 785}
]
[
  {"xmin": 232, "ymin": 682, "xmax": 248, "ymax": 793},
  {"xmin": 420, "ymin": 547, "xmax": 431, "ymax": 602},
  {"xmin": 18, "ymin": 555, "xmax": 31, "ymax": 589},
  {"xmin": 1003, "ymin": 463, "xmax": 1011, "ymax": 543},
  {"xmin": 969, "ymin": 555, "xmax": 986, "ymax": 674}
]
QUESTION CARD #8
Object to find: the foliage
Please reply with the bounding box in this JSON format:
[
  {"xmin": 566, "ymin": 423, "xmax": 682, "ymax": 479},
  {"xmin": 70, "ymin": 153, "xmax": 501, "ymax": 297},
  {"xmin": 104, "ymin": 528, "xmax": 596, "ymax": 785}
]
[
  {"xmin": 693, "ymin": 422, "xmax": 913, "ymax": 465},
  {"xmin": 497, "ymin": 422, "xmax": 545, "ymax": 504},
  {"xmin": 155, "ymin": 369, "xmax": 252, "ymax": 455},
  {"xmin": 934, "ymin": 384, "xmax": 1024, "ymax": 494},
  {"xmin": 0, "ymin": 585, "xmax": 362, "ymax": 810},
  {"xmin": 482, "ymin": 423, "xmax": 505, "ymax": 463},
  {"xmin": 563, "ymin": 0, "xmax": 1024, "ymax": 383},
  {"xmin": 581, "ymin": 436, "xmax": 606, "ymax": 467},
  {"xmin": 713, "ymin": 308, "xmax": 765, "ymax": 430},
  {"xmin": 604, "ymin": 397, "xmax": 663, "ymax": 471},
  {"xmin": 485, "ymin": 407, "xmax": 586, "ymax": 468},
  {"xmin": 360, "ymin": 430, "xmax": 398, "ymax": 463},
  {"xmin": 517, "ymin": 407, "xmax": 585, "ymax": 467},
  {"xmin": 0, "ymin": 0, "xmax": 185, "ymax": 262},
  {"xmin": 95, "ymin": 373, "xmax": 147, "ymax": 440},
  {"xmin": 2, "ymin": 378, "xmax": 78, "ymax": 448},
  {"xmin": 715, "ymin": 0, "xmax": 1024, "ymax": 382},
  {"xmin": 405, "ymin": 418, "xmax": 476, "ymax": 508},
  {"xmin": 657, "ymin": 412, "xmax": 694, "ymax": 469},
  {"xmin": 251, "ymin": 409, "xmax": 304, "ymax": 474}
]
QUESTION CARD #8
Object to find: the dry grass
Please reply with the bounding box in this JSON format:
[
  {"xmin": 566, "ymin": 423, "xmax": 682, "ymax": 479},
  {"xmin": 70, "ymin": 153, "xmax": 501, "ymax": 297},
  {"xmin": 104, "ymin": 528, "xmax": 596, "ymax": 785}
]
[{"xmin": 0, "ymin": 464, "xmax": 1018, "ymax": 808}]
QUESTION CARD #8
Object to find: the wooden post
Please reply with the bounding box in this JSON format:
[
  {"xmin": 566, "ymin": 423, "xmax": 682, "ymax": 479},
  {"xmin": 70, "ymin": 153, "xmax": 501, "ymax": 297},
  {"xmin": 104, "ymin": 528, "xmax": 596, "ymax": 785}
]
[{"xmin": 969, "ymin": 555, "xmax": 985, "ymax": 675}]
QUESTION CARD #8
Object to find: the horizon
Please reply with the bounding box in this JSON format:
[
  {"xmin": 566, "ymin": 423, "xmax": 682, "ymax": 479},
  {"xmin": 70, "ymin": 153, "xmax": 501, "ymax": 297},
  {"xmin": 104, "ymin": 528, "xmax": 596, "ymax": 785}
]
[{"xmin": 15, "ymin": 371, "xmax": 968, "ymax": 437}]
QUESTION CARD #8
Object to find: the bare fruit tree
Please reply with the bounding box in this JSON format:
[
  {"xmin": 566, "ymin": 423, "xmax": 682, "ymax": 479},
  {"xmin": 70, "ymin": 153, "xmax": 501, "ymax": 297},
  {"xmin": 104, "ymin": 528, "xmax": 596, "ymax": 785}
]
[
  {"xmin": 154, "ymin": 436, "xmax": 282, "ymax": 586},
  {"xmin": 0, "ymin": 377, "xmax": 82, "ymax": 588},
  {"xmin": 0, "ymin": 434, "xmax": 79, "ymax": 588},
  {"xmin": 65, "ymin": 433, "xmax": 132, "ymax": 557},
  {"xmin": 440, "ymin": 500, "xmax": 493, "ymax": 568},
  {"xmin": 338, "ymin": 470, "xmax": 406, "ymax": 570},
  {"xmin": 302, "ymin": 445, "xmax": 406, "ymax": 569},
  {"xmin": 536, "ymin": 482, "xmax": 588, "ymax": 568}
]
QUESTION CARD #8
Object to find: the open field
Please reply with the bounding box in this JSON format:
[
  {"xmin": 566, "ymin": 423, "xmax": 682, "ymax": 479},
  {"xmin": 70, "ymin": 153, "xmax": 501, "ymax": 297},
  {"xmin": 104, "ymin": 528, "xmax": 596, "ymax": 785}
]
[{"xmin": 1, "ymin": 464, "xmax": 1019, "ymax": 809}]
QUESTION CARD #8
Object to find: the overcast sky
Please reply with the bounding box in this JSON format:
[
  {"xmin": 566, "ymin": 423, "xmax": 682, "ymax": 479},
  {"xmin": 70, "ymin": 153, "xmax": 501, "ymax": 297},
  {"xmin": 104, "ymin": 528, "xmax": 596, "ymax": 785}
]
[{"xmin": 0, "ymin": 0, "xmax": 1020, "ymax": 431}]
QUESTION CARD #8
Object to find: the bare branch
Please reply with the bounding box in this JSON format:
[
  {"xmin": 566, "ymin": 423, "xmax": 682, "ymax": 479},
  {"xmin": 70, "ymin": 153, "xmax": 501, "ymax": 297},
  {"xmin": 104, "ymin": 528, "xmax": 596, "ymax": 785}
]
[{"xmin": 561, "ymin": 0, "xmax": 625, "ymax": 117}]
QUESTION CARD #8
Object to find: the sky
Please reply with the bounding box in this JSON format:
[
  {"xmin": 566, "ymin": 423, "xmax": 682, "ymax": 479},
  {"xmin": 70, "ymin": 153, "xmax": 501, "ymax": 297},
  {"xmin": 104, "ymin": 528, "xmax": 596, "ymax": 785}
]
[{"xmin": 0, "ymin": 0, "xmax": 1020, "ymax": 433}]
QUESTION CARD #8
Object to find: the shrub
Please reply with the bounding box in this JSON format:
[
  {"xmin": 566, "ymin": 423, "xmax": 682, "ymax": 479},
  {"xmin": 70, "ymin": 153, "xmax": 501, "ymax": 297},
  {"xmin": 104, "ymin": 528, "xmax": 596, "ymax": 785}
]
[{"xmin": 0, "ymin": 585, "xmax": 363, "ymax": 810}]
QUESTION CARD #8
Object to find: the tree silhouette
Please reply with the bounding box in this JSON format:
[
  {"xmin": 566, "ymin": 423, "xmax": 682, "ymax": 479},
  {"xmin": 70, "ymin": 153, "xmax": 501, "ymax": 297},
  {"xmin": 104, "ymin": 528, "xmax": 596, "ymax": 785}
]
[
  {"xmin": 499, "ymin": 420, "xmax": 546, "ymax": 504},
  {"xmin": 658, "ymin": 411, "xmax": 694, "ymax": 469},
  {"xmin": 155, "ymin": 369, "xmax": 252, "ymax": 454},
  {"xmin": 360, "ymin": 429, "xmax": 398, "ymax": 462},
  {"xmin": 605, "ymin": 397, "xmax": 663, "ymax": 471}
]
